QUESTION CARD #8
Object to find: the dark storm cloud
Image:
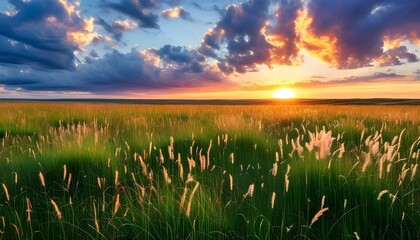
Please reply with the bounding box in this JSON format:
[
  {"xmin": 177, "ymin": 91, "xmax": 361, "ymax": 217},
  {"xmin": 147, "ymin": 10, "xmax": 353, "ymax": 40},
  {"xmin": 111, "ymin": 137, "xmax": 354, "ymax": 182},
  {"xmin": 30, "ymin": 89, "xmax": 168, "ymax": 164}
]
[
  {"xmin": 304, "ymin": 0, "xmax": 420, "ymax": 69},
  {"xmin": 0, "ymin": 0, "xmax": 93, "ymax": 70},
  {"xmin": 105, "ymin": 0, "xmax": 160, "ymax": 29},
  {"xmin": 199, "ymin": 0, "xmax": 272, "ymax": 74},
  {"xmin": 161, "ymin": 7, "xmax": 192, "ymax": 21},
  {"xmin": 0, "ymin": 48, "xmax": 223, "ymax": 93}
]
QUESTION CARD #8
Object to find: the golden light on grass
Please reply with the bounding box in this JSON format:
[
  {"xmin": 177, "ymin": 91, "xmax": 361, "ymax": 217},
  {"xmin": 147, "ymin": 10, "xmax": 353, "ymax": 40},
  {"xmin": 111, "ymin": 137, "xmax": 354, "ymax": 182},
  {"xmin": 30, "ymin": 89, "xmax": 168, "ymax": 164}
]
[{"xmin": 273, "ymin": 88, "xmax": 295, "ymax": 99}]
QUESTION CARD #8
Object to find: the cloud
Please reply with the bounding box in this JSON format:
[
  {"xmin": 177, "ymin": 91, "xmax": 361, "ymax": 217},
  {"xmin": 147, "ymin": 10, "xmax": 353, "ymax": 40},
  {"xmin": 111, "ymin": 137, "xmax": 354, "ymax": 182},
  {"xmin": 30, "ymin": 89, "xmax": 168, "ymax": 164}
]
[
  {"xmin": 265, "ymin": 0, "xmax": 303, "ymax": 65},
  {"xmin": 0, "ymin": 47, "xmax": 224, "ymax": 94},
  {"xmin": 199, "ymin": 0, "xmax": 272, "ymax": 74},
  {"xmin": 294, "ymin": 72, "xmax": 402, "ymax": 88},
  {"xmin": 199, "ymin": 0, "xmax": 420, "ymax": 73},
  {"xmin": 147, "ymin": 44, "xmax": 206, "ymax": 72},
  {"xmin": 212, "ymin": 5, "xmax": 225, "ymax": 16},
  {"xmin": 377, "ymin": 46, "xmax": 418, "ymax": 66},
  {"xmin": 105, "ymin": 0, "xmax": 160, "ymax": 29},
  {"xmin": 301, "ymin": 0, "xmax": 420, "ymax": 69},
  {"xmin": 96, "ymin": 18, "xmax": 137, "ymax": 41},
  {"xmin": 161, "ymin": 7, "xmax": 192, "ymax": 21},
  {"xmin": 0, "ymin": 0, "xmax": 99, "ymax": 70}
]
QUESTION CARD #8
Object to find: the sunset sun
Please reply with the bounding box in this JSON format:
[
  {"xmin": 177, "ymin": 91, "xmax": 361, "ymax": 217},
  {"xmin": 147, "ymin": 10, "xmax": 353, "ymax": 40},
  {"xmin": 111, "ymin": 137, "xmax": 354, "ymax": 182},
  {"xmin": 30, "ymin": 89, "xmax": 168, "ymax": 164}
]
[{"xmin": 273, "ymin": 88, "xmax": 295, "ymax": 99}]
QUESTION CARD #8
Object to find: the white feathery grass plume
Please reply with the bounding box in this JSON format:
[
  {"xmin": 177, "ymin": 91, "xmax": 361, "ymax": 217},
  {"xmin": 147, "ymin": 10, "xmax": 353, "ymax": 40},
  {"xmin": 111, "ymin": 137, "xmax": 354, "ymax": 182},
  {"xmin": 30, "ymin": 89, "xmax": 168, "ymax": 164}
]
[
  {"xmin": 243, "ymin": 183, "xmax": 255, "ymax": 198},
  {"xmin": 411, "ymin": 164, "xmax": 418, "ymax": 181},
  {"xmin": 199, "ymin": 149, "xmax": 206, "ymax": 171},
  {"xmin": 177, "ymin": 153, "xmax": 184, "ymax": 181},
  {"xmin": 229, "ymin": 174, "xmax": 233, "ymax": 191},
  {"xmin": 114, "ymin": 170, "xmax": 119, "ymax": 186},
  {"xmin": 343, "ymin": 199, "xmax": 347, "ymax": 210},
  {"xmin": 389, "ymin": 192, "xmax": 398, "ymax": 203},
  {"xmin": 187, "ymin": 157, "xmax": 196, "ymax": 173},
  {"xmin": 338, "ymin": 143, "xmax": 346, "ymax": 158},
  {"xmin": 26, "ymin": 197, "xmax": 32, "ymax": 221},
  {"xmin": 275, "ymin": 152, "xmax": 279, "ymax": 162},
  {"xmin": 114, "ymin": 194, "xmax": 120, "ymax": 215},
  {"xmin": 409, "ymin": 137, "xmax": 420, "ymax": 160},
  {"xmin": 321, "ymin": 195, "xmax": 326, "ymax": 209},
  {"xmin": 138, "ymin": 156, "xmax": 148, "ymax": 176},
  {"xmin": 402, "ymin": 212, "xmax": 405, "ymax": 221},
  {"xmin": 371, "ymin": 141, "xmax": 380, "ymax": 157},
  {"xmin": 63, "ymin": 164, "xmax": 67, "ymax": 181},
  {"xmin": 399, "ymin": 163, "xmax": 409, "ymax": 186},
  {"xmin": 278, "ymin": 139, "xmax": 283, "ymax": 159},
  {"xmin": 180, "ymin": 186, "xmax": 189, "ymax": 210},
  {"xmin": 39, "ymin": 171, "xmax": 46, "ymax": 188},
  {"xmin": 306, "ymin": 131, "xmax": 315, "ymax": 152},
  {"xmin": 285, "ymin": 164, "xmax": 291, "ymax": 193},
  {"xmin": 50, "ymin": 199, "xmax": 62, "ymax": 219},
  {"xmin": 162, "ymin": 167, "xmax": 171, "ymax": 184},
  {"xmin": 115, "ymin": 147, "xmax": 121, "ymax": 158},
  {"xmin": 124, "ymin": 141, "xmax": 130, "ymax": 152},
  {"xmin": 93, "ymin": 201, "xmax": 100, "ymax": 232},
  {"xmin": 387, "ymin": 145, "xmax": 396, "ymax": 161},
  {"xmin": 271, "ymin": 162, "xmax": 278, "ymax": 176},
  {"xmin": 224, "ymin": 133, "xmax": 228, "ymax": 145},
  {"xmin": 377, "ymin": 190, "xmax": 388, "ymax": 200},
  {"xmin": 14, "ymin": 172, "xmax": 18, "ymax": 184},
  {"xmin": 186, "ymin": 181, "xmax": 200, "ymax": 217},
  {"xmin": 387, "ymin": 163, "xmax": 392, "ymax": 173},
  {"xmin": 169, "ymin": 136, "xmax": 175, "ymax": 160},
  {"xmin": 190, "ymin": 141, "xmax": 194, "ymax": 156},
  {"xmin": 207, "ymin": 140, "xmax": 212, "ymax": 168},
  {"xmin": 2, "ymin": 183, "xmax": 10, "ymax": 202},
  {"xmin": 354, "ymin": 232, "xmax": 360, "ymax": 240},
  {"xmin": 149, "ymin": 142, "xmax": 152, "ymax": 158},
  {"xmin": 362, "ymin": 153, "xmax": 371, "ymax": 172},
  {"xmin": 310, "ymin": 207, "xmax": 328, "ymax": 227},
  {"xmin": 66, "ymin": 173, "xmax": 72, "ymax": 191},
  {"xmin": 379, "ymin": 155, "xmax": 386, "ymax": 179},
  {"xmin": 391, "ymin": 135, "xmax": 399, "ymax": 146},
  {"xmin": 398, "ymin": 129, "xmax": 406, "ymax": 151},
  {"xmin": 159, "ymin": 149, "xmax": 164, "ymax": 164},
  {"xmin": 360, "ymin": 129, "xmax": 366, "ymax": 143},
  {"xmin": 97, "ymin": 177, "xmax": 102, "ymax": 190},
  {"xmin": 271, "ymin": 192, "xmax": 276, "ymax": 209},
  {"xmin": 230, "ymin": 153, "xmax": 234, "ymax": 164}
]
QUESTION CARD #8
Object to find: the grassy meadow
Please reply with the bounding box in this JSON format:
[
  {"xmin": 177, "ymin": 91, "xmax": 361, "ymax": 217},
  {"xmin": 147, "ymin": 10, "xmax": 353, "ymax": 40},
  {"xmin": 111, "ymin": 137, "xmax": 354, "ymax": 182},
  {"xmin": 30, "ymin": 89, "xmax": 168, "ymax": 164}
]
[{"xmin": 0, "ymin": 101, "xmax": 419, "ymax": 239}]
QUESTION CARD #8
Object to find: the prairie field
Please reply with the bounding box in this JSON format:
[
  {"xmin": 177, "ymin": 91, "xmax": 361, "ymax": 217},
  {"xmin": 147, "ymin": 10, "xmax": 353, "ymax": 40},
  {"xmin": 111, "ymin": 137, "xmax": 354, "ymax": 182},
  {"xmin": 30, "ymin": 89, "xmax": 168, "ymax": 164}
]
[{"xmin": 0, "ymin": 101, "xmax": 419, "ymax": 239}]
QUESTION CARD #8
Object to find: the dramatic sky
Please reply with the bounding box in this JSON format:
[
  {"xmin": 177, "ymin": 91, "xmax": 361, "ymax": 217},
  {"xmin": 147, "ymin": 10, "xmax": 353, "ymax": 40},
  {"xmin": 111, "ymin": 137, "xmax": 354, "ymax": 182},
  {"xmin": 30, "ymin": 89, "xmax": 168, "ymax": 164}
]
[{"xmin": 0, "ymin": 0, "xmax": 419, "ymax": 99}]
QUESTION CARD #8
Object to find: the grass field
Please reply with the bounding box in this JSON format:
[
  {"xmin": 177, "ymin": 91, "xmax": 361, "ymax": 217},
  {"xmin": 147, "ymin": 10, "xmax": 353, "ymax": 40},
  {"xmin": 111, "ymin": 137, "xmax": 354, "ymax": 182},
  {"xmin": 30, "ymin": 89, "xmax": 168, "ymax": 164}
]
[{"xmin": 0, "ymin": 101, "xmax": 419, "ymax": 239}]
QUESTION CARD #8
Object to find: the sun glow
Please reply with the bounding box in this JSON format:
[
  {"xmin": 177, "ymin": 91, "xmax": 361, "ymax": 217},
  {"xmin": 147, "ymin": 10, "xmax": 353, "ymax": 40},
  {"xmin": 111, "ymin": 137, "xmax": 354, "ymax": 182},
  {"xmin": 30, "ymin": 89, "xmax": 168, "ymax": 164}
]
[{"xmin": 273, "ymin": 88, "xmax": 295, "ymax": 99}]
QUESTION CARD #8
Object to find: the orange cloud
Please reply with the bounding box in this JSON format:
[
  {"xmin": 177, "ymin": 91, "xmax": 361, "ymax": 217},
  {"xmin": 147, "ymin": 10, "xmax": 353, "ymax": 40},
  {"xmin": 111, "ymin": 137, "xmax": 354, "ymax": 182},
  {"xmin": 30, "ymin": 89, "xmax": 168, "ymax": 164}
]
[
  {"xmin": 294, "ymin": 10, "xmax": 339, "ymax": 68},
  {"xmin": 67, "ymin": 17, "xmax": 99, "ymax": 48}
]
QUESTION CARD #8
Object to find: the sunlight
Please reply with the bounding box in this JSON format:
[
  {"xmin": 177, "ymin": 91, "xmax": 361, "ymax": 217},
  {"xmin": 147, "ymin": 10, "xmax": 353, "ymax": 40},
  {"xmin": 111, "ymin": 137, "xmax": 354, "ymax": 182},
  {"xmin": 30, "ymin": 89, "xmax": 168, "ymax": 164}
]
[{"xmin": 273, "ymin": 88, "xmax": 295, "ymax": 99}]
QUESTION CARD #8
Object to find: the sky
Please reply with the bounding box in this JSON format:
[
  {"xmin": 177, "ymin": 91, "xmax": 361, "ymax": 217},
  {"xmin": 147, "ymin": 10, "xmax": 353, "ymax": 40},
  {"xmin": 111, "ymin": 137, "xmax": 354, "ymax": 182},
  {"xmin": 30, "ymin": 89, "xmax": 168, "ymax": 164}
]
[{"xmin": 0, "ymin": 0, "xmax": 419, "ymax": 99}]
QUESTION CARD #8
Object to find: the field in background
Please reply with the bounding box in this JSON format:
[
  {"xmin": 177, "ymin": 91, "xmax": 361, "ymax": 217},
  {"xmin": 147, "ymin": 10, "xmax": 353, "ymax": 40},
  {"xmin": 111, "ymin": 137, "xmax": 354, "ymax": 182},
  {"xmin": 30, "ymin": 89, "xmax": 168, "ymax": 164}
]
[{"xmin": 0, "ymin": 101, "xmax": 419, "ymax": 239}]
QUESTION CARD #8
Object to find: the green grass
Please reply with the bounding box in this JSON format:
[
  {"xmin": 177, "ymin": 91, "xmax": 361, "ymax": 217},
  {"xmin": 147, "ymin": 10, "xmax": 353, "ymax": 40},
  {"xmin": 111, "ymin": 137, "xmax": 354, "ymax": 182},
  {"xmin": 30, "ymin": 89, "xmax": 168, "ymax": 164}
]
[{"xmin": 0, "ymin": 102, "xmax": 419, "ymax": 239}]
